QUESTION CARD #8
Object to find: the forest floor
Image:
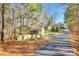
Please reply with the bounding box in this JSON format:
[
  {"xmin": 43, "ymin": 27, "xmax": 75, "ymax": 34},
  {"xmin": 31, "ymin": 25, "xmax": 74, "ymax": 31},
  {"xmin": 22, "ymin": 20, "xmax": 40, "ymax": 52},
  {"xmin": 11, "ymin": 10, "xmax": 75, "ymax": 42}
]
[
  {"xmin": 0, "ymin": 44, "xmax": 33, "ymax": 56},
  {"xmin": 0, "ymin": 35, "xmax": 51, "ymax": 56}
]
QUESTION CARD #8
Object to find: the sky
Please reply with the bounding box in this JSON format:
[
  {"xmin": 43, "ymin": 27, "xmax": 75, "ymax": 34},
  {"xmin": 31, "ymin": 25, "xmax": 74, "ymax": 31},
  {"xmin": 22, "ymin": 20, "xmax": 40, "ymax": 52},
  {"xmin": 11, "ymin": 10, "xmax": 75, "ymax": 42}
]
[{"xmin": 43, "ymin": 3, "xmax": 68, "ymax": 24}]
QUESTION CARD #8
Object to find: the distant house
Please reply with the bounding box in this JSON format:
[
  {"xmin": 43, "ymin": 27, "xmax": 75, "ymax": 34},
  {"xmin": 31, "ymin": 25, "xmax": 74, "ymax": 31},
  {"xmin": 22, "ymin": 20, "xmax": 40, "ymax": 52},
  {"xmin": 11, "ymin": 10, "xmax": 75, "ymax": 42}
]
[{"xmin": 30, "ymin": 24, "xmax": 45, "ymax": 36}]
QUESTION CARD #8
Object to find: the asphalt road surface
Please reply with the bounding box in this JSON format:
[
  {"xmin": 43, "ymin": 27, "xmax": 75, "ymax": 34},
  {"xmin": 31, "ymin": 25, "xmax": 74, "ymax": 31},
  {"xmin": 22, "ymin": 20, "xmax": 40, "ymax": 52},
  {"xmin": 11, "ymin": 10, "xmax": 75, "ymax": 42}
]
[{"xmin": 33, "ymin": 30, "xmax": 75, "ymax": 56}]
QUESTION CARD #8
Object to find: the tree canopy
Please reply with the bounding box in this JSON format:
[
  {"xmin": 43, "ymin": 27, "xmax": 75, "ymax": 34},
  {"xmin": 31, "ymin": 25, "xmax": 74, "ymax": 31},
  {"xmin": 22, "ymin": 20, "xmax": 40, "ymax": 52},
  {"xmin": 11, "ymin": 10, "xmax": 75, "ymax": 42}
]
[{"xmin": 65, "ymin": 4, "xmax": 79, "ymax": 28}]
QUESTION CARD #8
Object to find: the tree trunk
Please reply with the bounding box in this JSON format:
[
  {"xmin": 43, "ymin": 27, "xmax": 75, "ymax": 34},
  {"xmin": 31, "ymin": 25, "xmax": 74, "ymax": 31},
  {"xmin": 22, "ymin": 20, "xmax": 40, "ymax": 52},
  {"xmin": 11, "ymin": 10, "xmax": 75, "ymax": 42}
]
[
  {"xmin": 22, "ymin": 15, "xmax": 24, "ymax": 26},
  {"xmin": 12, "ymin": 7, "xmax": 15, "ymax": 39},
  {"xmin": 20, "ymin": 18, "xmax": 21, "ymax": 35},
  {"xmin": 1, "ymin": 4, "xmax": 5, "ymax": 43}
]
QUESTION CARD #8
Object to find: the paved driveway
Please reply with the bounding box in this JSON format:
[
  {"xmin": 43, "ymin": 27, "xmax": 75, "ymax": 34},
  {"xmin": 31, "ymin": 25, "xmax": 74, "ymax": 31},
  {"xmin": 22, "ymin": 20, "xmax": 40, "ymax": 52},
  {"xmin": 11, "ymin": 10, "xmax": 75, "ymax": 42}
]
[{"xmin": 33, "ymin": 31, "xmax": 75, "ymax": 56}]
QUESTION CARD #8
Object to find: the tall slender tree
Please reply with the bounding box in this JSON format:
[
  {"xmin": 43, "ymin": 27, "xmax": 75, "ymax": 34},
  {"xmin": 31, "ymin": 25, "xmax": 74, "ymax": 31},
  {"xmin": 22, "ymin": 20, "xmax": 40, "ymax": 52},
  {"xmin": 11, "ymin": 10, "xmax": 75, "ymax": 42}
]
[
  {"xmin": 65, "ymin": 4, "xmax": 78, "ymax": 28},
  {"xmin": 1, "ymin": 4, "xmax": 5, "ymax": 43}
]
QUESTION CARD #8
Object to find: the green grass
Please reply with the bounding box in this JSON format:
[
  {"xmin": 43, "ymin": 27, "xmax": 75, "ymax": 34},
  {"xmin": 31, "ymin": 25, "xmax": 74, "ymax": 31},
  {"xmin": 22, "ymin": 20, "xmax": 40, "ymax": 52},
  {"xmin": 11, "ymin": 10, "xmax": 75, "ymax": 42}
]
[{"xmin": 45, "ymin": 30, "xmax": 63, "ymax": 35}]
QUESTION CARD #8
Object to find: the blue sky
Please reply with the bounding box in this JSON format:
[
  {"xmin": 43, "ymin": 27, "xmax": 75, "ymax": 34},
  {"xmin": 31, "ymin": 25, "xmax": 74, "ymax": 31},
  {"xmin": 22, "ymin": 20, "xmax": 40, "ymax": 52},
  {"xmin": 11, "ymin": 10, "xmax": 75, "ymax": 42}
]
[{"xmin": 43, "ymin": 3, "xmax": 68, "ymax": 23}]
